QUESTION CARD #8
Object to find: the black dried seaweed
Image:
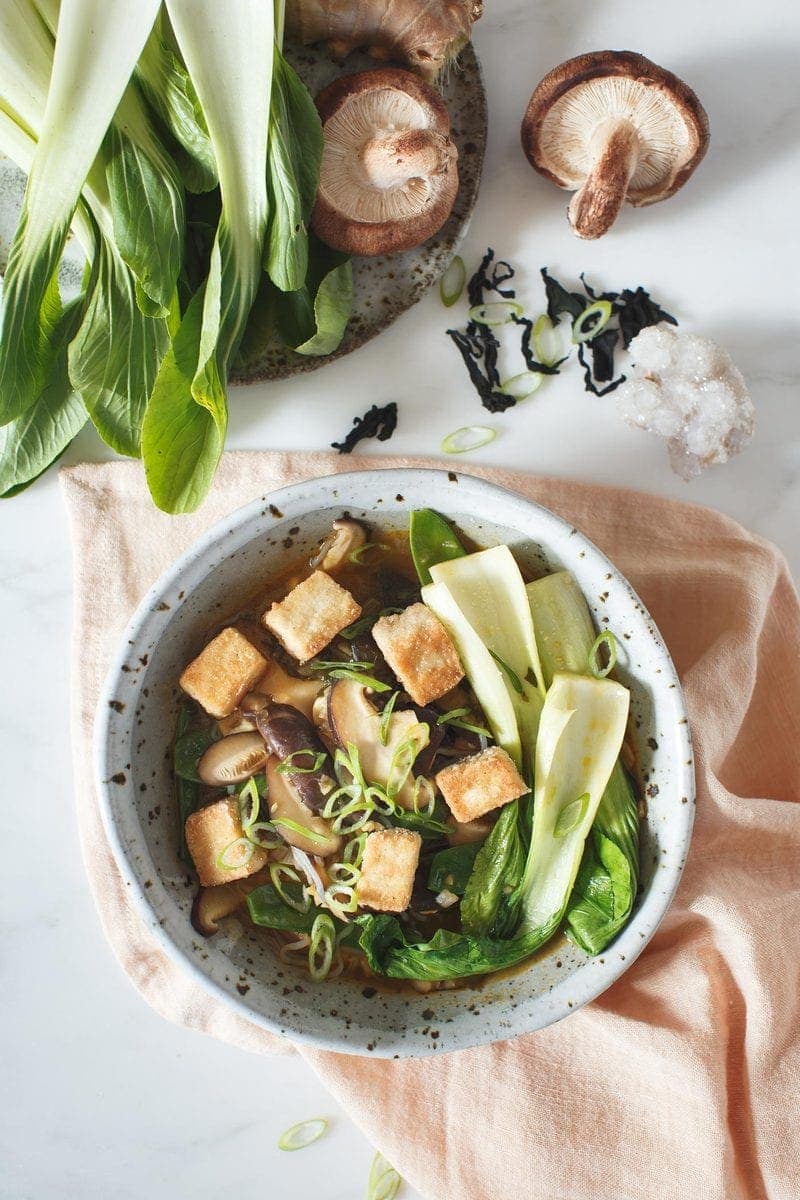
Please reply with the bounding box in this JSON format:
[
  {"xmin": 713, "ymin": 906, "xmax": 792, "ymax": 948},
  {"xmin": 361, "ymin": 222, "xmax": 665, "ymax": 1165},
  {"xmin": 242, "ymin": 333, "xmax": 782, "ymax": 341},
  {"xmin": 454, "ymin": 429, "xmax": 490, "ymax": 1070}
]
[
  {"xmin": 615, "ymin": 286, "xmax": 677, "ymax": 348},
  {"xmin": 446, "ymin": 329, "xmax": 517, "ymax": 412},
  {"xmin": 586, "ymin": 326, "xmax": 619, "ymax": 383},
  {"xmin": 578, "ymin": 343, "xmax": 626, "ymax": 396},
  {"xmin": 332, "ymin": 402, "xmax": 398, "ymax": 454},
  {"xmin": 541, "ymin": 267, "xmax": 585, "ymax": 322},
  {"xmin": 512, "ymin": 314, "xmax": 566, "ymax": 376},
  {"xmin": 467, "ymin": 247, "xmax": 516, "ymax": 306}
]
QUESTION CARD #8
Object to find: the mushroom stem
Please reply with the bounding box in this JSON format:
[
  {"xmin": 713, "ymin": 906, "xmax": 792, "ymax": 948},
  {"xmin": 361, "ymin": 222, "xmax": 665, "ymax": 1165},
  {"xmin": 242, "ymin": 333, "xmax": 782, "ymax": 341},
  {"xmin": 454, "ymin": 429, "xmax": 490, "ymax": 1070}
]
[
  {"xmin": 360, "ymin": 127, "xmax": 450, "ymax": 189},
  {"xmin": 568, "ymin": 119, "xmax": 639, "ymax": 240}
]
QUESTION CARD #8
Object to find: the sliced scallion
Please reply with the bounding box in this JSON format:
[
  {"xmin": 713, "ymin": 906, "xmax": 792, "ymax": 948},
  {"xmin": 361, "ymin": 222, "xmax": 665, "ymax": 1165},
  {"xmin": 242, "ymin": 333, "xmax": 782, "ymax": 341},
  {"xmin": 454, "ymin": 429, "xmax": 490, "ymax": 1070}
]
[
  {"xmin": 238, "ymin": 777, "xmax": 260, "ymax": 829},
  {"xmin": 349, "ymin": 541, "xmax": 388, "ymax": 565},
  {"xmin": 368, "ymin": 1152, "xmax": 402, "ymax": 1200},
  {"xmin": 308, "ymin": 659, "xmax": 375, "ymax": 672},
  {"xmin": 435, "ymin": 708, "xmax": 492, "ymax": 737},
  {"xmin": 572, "ymin": 300, "xmax": 613, "ymax": 344},
  {"xmin": 308, "ymin": 913, "xmax": 336, "ymax": 981},
  {"xmin": 327, "ymin": 668, "xmax": 391, "ymax": 693},
  {"xmin": 379, "ymin": 691, "xmax": 400, "ymax": 746},
  {"xmin": 553, "ymin": 792, "xmax": 590, "ymax": 838},
  {"xmin": 533, "ymin": 313, "xmax": 563, "ymax": 366},
  {"xmin": 468, "ymin": 300, "xmax": 524, "ymax": 326},
  {"xmin": 439, "ymin": 254, "xmax": 466, "ymax": 307},
  {"xmin": 246, "ymin": 821, "xmax": 282, "ymax": 849},
  {"xmin": 488, "ymin": 649, "xmax": 525, "ymax": 696},
  {"xmin": 276, "ymin": 749, "xmax": 327, "ymax": 776},
  {"xmin": 499, "ymin": 371, "xmax": 544, "ymax": 401},
  {"xmin": 588, "ymin": 631, "xmax": 618, "ymax": 679},
  {"xmin": 269, "ymin": 862, "xmax": 312, "ymax": 913},
  {"xmin": 271, "ymin": 818, "xmax": 331, "ymax": 847},
  {"xmin": 215, "ymin": 837, "xmax": 256, "ymax": 871},
  {"xmin": 277, "ymin": 1117, "xmax": 329, "ymax": 1152},
  {"xmin": 343, "ymin": 831, "xmax": 368, "ymax": 868},
  {"xmin": 441, "ymin": 425, "xmax": 497, "ymax": 455}
]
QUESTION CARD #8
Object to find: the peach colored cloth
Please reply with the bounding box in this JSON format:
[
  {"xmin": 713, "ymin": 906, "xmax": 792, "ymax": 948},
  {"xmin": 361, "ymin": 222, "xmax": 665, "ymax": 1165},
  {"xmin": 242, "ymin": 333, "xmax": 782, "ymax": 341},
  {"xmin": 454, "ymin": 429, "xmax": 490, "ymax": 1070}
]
[{"xmin": 61, "ymin": 451, "xmax": 800, "ymax": 1200}]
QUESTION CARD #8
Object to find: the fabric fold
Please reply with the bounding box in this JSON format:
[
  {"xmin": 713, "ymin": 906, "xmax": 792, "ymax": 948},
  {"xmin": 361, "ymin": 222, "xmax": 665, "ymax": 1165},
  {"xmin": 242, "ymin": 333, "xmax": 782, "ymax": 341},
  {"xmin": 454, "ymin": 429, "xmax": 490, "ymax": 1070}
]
[{"xmin": 61, "ymin": 451, "xmax": 800, "ymax": 1200}]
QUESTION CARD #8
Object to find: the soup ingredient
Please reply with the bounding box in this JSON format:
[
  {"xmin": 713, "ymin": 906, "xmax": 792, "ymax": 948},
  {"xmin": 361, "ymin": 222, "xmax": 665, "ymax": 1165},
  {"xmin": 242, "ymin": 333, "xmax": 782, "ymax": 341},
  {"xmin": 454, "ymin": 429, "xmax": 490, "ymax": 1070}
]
[
  {"xmin": 191, "ymin": 882, "xmax": 250, "ymax": 936},
  {"xmin": 277, "ymin": 1116, "xmax": 329, "ymax": 1152},
  {"xmin": 616, "ymin": 324, "xmax": 755, "ymax": 479},
  {"xmin": 269, "ymin": 232, "xmax": 353, "ymax": 358},
  {"xmin": 367, "ymin": 1152, "xmax": 403, "ymax": 1200},
  {"xmin": 255, "ymin": 660, "xmax": 323, "ymax": 721},
  {"xmin": 311, "ymin": 68, "xmax": 459, "ymax": 256},
  {"xmin": 254, "ymin": 705, "xmax": 336, "ymax": 812},
  {"xmin": 521, "ymin": 51, "xmax": 710, "ymax": 240},
  {"xmin": 440, "ymin": 254, "xmax": 466, "ymax": 307},
  {"xmin": 247, "ymin": 879, "xmax": 322, "ymax": 931},
  {"xmin": 428, "ymin": 841, "xmax": 482, "ymax": 895},
  {"xmin": 197, "ymin": 731, "xmax": 268, "ymax": 786},
  {"xmin": 356, "ymin": 828, "xmax": 422, "ymax": 912},
  {"xmin": 331, "ymin": 402, "xmax": 398, "ymax": 454},
  {"xmin": 265, "ymin": 755, "xmax": 342, "ymax": 856},
  {"xmin": 517, "ymin": 673, "xmax": 629, "ymax": 936},
  {"xmin": 371, "ymin": 603, "xmax": 465, "ymax": 706},
  {"xmin": 409, "ymin": 507, "xmax": 467, "ymax": 587},
  {"xmin": 435, "ymin": 746, "xmax": 528, "ymax": 824},
  {"xmin": 285, "ymin": 0, "xmax": 481, "ymax": 82},
  {"xmin": 527, "ymin": 568, "xmax": 640, "ymax": 953},
  {"xmin": 311, "ymin": 518, "xmax": 368, "ymax": 572},
  {"xmin": 263, "ymin": 570, "xmax": 362, "ymax": 663},
  {"xmin": 185, "ymin": 796, "xmax": 269, "ymax": 886},
  {"xmin": 173, "ymin": 725, "xmax": 220, "ymax": 781},
  {"xmin": 180, "ymin": 627, "xmax": 267, "ymax": 718},
  {"xmin": 441, "ymin": 425, "xmax": 497, "ymax": 455},
  {"xmin": 326, "ymin": 680, "xmax": 429, "ymax": 810},
  {"xmin": 460, "ymin": 800, "xmax": 527, "ymax": 937}
]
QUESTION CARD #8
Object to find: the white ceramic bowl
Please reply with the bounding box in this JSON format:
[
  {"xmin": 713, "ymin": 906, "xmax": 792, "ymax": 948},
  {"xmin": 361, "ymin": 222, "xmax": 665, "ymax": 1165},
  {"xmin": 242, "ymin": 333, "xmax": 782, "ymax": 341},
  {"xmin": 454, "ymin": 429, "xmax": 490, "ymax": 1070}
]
[{"xmin": 95, "ymin": 469, "xmax": 694, "ymax": 1057}]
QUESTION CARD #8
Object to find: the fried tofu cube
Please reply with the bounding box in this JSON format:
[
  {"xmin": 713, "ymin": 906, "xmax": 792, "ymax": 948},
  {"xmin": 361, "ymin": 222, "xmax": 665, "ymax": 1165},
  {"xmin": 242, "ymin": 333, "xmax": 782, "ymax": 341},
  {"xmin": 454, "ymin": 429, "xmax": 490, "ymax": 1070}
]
[
  {"xmin": 436, "ymin": 747, "xmax": 528, "ymax": 824},
  {"xmin": 185, "ymin": 797, "xmax": 268, "ymax": 887},
  {"xmin": 180, "ymin": 627, "xmax": 267, "ymax": 718},
  {"xmin": 372, "ymin": 603, "xmax": 464, "ymax": 706},
  {"xmin": 263, "ymin": 570, "xmax": 361, "ymax": 664},
  {"xmin": 356, "ymin": 828, "xmax": 422, "ymax": 913}
]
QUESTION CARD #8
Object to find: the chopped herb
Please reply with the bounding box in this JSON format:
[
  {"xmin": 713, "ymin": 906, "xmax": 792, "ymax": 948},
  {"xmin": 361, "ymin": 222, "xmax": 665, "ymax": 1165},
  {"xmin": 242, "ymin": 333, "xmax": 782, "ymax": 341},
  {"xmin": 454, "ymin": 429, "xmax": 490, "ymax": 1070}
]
[
  {"xmin": 489, "ymin": 649, "xmax": 525, "ymax": 696},
  {"xmin": 332, "ymin": 402, "xmax": 398, "ymax": 454}
]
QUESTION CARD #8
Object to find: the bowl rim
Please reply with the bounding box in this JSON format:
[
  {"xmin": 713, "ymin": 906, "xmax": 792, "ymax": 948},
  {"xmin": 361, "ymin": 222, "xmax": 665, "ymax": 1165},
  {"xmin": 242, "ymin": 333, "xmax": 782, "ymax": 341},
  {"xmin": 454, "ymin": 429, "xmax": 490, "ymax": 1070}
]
[{"xmin": 94, "ymin": 468, "xmax": 695, "ymax": 1056}]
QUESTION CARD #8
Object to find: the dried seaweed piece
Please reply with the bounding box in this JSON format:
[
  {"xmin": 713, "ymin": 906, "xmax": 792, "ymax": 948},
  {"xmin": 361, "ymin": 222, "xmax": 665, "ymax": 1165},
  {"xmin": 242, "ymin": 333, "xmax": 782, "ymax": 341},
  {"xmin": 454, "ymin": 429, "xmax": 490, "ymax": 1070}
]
[
  {"xmin": 585, "ymin": 326, "xmax": 619, "ymax": 383},
  {"xmin": 615, "ymin": 286, "xmax": 677, "ymax": 348},
  {"xmin": 512, "ymin": 314, "xmax": 567, "ymax": 376},
  {"xmin": 578, "ymin": 343, "xmax": 626, "ymax": 396},
  {"xmin": 332, "ymin": 402, "xmax": 398, "ymax": 453},
  {"xmin": 446, "ymin": 329, "xmax": 517, "ymax": 412},
  {"xmin": 541, "ymin": 267, "xmax": 585, "ymax": 322},
  {"xmin": 467, "ymin": 247, "xmax": 516, "ymax": 306}
]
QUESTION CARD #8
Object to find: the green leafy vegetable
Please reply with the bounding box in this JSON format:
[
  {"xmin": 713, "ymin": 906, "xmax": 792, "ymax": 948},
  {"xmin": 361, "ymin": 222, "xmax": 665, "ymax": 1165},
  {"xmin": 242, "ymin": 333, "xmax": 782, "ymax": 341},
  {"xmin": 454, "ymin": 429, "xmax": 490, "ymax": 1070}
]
[
  {"xmin": 409, "ymin": 508, "xmax": 466, "ymax": 586},
  {"xmin": 247, "ymin": 882, "xmax": 320, "ymax": 932},
  {"xmin": 461, "ymin": 800, "xmax": 526, "ymax": 937},
  {"xmin": 428, "ymin": 841, "xmax": 482, "ymax": 897},
  {"xmin": 173, "ymin": 724, "xmax": 219, "ymax": 782},
  {"xmin": 274, "ymin": 233, "xmax": 352, "ymax": 357}
]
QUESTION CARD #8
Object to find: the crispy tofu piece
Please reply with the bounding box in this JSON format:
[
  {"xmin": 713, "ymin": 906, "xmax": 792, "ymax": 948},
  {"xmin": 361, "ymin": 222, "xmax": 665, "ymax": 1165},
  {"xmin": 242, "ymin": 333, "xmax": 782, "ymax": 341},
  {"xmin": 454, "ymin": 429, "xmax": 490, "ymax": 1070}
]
[
  {"xmin": 372, "ymin": 603, "xmax": 464, "ymax": 706},
  {"xmin": 185, "ymin": 797, "xmax": 268, "ymax": 887},
  {"xmin": 436, "ymin": 747, "xmax": 528, "ymax": 824},
  {"xmin": 262, "ymin": 570, "xmax": 361, "ymax": 664},
  {"xmin": 180, "ymin": 627, "xmax": 267, "ymax": 719},
  {"xmin": 356, "ymin": 828, "xmax": 422, "ymax": 913}
]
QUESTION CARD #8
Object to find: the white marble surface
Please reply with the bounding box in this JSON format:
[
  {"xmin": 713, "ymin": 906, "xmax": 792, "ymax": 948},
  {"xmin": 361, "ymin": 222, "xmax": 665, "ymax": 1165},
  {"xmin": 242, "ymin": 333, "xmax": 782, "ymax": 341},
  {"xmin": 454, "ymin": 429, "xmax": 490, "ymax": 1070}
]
[{"xmin": 2, "ymin": 2, "xmax": 799, "ymax": 1197}]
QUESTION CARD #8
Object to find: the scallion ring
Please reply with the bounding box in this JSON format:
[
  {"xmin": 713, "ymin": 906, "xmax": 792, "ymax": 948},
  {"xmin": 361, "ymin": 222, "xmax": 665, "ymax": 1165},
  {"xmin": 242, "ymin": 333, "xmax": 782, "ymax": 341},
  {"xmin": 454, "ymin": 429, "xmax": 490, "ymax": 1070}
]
[
  {"xmin": 553, "ymin": 792, "xmax": 590, "ymax": 838},
  {"xmin": 441, "ymin": 425, "xmax": 497, "ymax": 456},
  {"xmin": 439, "ymin": 254, "xmax": 466, "ymax": 307},
  {"xmin": 277, "ymin": 1117, "xmax": 329, "ymax": 1152},
  {"xmin": 270, "ymin": 862, "xmax": 312, "ymax": 913},
  {"xmin": 237, "ymin": 776, "xmax": 260, "ymax": 829},
  {"xmin": 572, "ymin": 300, "xmax": 613, "ymax": 344},
  {"xmin": 308, "ymin": 913, "xmax": 337, "ymax": 982},
  {"xmin": 488, "ymin": 649, "xmax": 525, "ymax": 696},
  {"xmin": 327, "ymin": 668, "xmax": 392, "ymax": 693},
  {"xmin": 468, "ymin": 300, "xmax": 524, "ymax": 326},
  {"xmin": 436, "ymin": 708, "xmax": 492, "ymax": 737},
  {"xmin": 499, "ymin": 371, "xmax": 544, "ymax": 401},
  {"xmin": 379, "ymin": 690, "xmax": 400, "ymax": 746},
  {"xmin": 343, "ymin": 832, "xmax": 367, "ymax": 868},
  {"xmin": 246, "ymin": 821, "xmax": 283, "ymax": 850},
  {"xmin": 276, "ymin": 749, "xmax": 327, "ymax": 776},
  {"xmin": 588, "ymin": 631, "xmax": 618, "ymax": 679},
  {"xmin": 533, "ymin": 313, "xmax": 563, "ymax": 366},
  {"xmin": 348, "ymin": 541, "xmax": 388, "ymax": 565},
  {"xmin": 308, "ymin": 659, "xmax": 375, "ymax": 672},
  {"xmin": 368, "ymin": 1153, "xmax": 403, "ymax": 1200},
  {"xmin": 270, "ymin": 818, "xmax": 331, "ymax": 848},
  {"xmin": 215, "ymin": 837, "xmax": 256, "ymax": 871}
]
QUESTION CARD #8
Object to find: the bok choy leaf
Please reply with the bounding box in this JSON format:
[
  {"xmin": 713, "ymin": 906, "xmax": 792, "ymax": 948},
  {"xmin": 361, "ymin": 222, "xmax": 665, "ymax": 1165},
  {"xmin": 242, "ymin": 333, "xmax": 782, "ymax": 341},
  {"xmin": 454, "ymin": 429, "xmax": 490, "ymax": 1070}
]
[
  {"xmin": 142, "ymin": 0, "xmax": 273, "ymax": 513},
  {"xmin": 517, "ymin": 673, "xmax": 629, "ymax": 935},
  {"xmin": 0, "ymin": 0, "xmax": 161, "ymax": 424}
]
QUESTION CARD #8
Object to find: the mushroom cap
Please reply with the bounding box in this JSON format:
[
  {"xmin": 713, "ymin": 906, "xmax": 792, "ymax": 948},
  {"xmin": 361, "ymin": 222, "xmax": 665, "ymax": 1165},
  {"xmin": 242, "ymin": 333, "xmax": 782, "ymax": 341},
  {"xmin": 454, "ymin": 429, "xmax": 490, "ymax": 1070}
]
[
  {"xmin": 311, "ymin": 67, "xmax": 459, "ymax": 256},
  {"xmin": 521, "ymin": 51, "xmax": 709, "ymax": 208}
]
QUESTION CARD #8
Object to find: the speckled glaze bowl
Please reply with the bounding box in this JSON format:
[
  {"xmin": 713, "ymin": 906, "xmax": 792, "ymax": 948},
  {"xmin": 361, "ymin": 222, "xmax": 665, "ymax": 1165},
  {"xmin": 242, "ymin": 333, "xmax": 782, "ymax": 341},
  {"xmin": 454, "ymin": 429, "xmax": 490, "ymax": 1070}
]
[{"xmin": 95, "ymin": 469, "xmax": 694, "ymax": 1057}]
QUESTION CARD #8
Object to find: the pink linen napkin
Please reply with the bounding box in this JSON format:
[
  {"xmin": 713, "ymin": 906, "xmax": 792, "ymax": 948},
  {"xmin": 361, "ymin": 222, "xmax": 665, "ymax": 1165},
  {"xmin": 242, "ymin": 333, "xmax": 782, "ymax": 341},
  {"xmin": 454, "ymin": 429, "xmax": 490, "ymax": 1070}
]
[{"xmin": 61, "ymin": 450, "xmax": 800, "ymax": 1200}]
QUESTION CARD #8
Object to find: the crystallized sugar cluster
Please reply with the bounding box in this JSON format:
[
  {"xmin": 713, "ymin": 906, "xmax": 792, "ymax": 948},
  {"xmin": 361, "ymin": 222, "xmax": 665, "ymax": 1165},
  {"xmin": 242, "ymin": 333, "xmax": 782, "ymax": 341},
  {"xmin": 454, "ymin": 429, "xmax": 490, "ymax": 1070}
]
[{"xmin": 616, "ymin": 325, "xmax": 754, "ymax": 479}]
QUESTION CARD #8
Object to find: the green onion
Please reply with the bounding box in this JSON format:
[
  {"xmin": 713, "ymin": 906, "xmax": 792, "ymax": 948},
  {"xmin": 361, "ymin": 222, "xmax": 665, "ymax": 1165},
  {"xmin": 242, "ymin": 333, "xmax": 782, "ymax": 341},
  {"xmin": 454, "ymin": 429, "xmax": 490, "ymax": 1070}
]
[
  {"xmin": 533, "ymin": 313, "xmax": 563, "ymax": 366},
  {"xmin": 441, "ymin": 425, "xmax": 497, "ymax": 455},
  {"xmin": 439, "ymin": 254, "xmax": 466, "ymax": 307},
  {"xmin": 379, "ymin": 691, "xmax": 401, "ymax": 746},
  {"xmin": 386, "ymin": 724, "xmax": 429, "ymax": 801},
  {"xmin": 238, "ymin": 777, "xmax": 260, "ymax": 828},
  {"xmin": 588, "ymin": 631, "xmax": 618, "ymax": 679},
  {"xmin": 572, "ymin": 300, "xmax": 613, "ymax": 344},
  {"xmin": 343, "ymin": 832, "xmax": 368, "ymax": 868},
  {"xmin": 277, "ymin": 1117, "xmax": 329, "ymax": 1152},
  {"xmin": 489, "ymin": 649, "xmax": 525, "ymax": 696},
  {"xmin": 269, "ymin": 862, "xmax": 312, "ymax": 912},
  {"xmin": 215, "ymin": 837, "xmax": 256, "ymax": 871},
  {"xmin": 246, "ymin": 821, "xmax": 282, "ymax": 850},
  {"xmin": 435, "ymin": 708, "xmax": 492, "ymax": 737},
  {"xmin": 308, "ymin": 913, "xmax": 337, "ymax": 981},
  {"xmin": 411, "ymin": 776, "xmax": 436, "ymax": 816},
  {"xmin": 308, "ymin": 659, "xmax": 375, "ymax": 671},
  {"xmin": 276, "ymin": 749, "xmax": 327, "ymax": 775},
  {"xmin": 468, "ymin": 300, "xmax": 524, "ymax": 326},
  {"xmin": 553, "ymin": 792, "xmax": 590, "ymax": 838},
  {"xmin": 327, "ymin": 669, "xmax": 391, "ymax": 693},
  {"xmin": 348, "ymin": 541, "xmax": 388, "ymax": 565},
  {"xmin": 368, "ymin": 1152, "xmax": 402, "ymax": 1200},
  {"xmin": 271, "ymin": 818, "xmax": 331, "ymax": 847},
  {"xmin": 340, "ymin": 614, "xmax": 378, "ymax": 640},
  {"xmin": 499, "ymin": 371, "xmax": 544, "ymax": 401}
]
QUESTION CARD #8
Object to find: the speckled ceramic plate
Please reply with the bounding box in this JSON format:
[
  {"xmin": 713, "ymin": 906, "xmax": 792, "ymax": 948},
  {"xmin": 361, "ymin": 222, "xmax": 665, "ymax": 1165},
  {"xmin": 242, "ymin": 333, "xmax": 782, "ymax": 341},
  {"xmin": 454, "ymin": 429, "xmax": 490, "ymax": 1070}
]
[
  {"xmin": 0, "ymin": 42, "xmax": 486, "ymax": 382},
  {"xmin": 95, "ymin": 470, "xmax": 695, "ymax": 1058}
]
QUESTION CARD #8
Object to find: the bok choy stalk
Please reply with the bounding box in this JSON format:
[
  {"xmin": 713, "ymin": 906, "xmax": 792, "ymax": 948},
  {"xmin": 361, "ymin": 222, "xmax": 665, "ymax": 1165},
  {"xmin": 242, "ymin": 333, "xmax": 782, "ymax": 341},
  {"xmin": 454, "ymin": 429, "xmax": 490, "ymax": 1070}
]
[
  {"xmin": 515, "ymin": 673, "xmax": 629, "ymax": 936},
  {"xmin": 0, "ymin": 0, "xmax": 162, "ymax": 425},
  {"xmin": 527, "ymin": 570, "xmax": 641, "ymax": 952},
  {"xmin": 142, "ymin": 0, "xmax": 273, "ymax": 513}
]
